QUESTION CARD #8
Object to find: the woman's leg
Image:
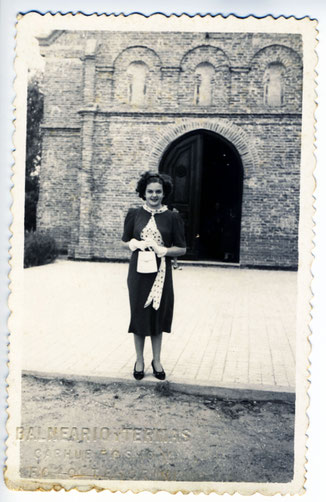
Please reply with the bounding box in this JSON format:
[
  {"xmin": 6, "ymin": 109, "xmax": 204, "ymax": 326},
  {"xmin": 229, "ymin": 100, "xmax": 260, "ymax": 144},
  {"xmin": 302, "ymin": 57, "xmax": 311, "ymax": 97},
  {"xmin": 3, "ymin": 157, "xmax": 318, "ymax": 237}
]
[
  {"xmin": 134, "ymin": 334, "xmax": 145, "ymax": 371},
  {"xmin": 151, "ymin": 332, "xmax": 163, "ymax": 372}
]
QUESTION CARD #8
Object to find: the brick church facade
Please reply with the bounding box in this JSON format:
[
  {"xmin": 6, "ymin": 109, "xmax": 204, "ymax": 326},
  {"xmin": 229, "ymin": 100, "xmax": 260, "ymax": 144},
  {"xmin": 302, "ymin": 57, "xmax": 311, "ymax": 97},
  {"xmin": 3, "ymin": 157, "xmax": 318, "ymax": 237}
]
[{"xmin": 36, "ymin": 30, "xmax": 303, "ymax": 268}]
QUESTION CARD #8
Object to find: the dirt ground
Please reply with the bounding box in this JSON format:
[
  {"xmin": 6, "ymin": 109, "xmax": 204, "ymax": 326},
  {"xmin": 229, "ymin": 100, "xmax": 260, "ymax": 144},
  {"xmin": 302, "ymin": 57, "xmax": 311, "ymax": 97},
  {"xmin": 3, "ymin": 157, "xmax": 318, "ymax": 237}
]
[{"xmin": 19, "ymin": 375, "xmax": 294, "ymax": 483}]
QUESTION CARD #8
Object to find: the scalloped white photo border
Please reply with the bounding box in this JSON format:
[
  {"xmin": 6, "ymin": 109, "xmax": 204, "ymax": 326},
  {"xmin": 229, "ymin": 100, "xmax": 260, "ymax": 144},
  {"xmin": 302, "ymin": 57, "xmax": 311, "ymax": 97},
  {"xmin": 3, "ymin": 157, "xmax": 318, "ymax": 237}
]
[{"xmin": 5, "ymin": 11, "xmax": 317, "ymax": 495}]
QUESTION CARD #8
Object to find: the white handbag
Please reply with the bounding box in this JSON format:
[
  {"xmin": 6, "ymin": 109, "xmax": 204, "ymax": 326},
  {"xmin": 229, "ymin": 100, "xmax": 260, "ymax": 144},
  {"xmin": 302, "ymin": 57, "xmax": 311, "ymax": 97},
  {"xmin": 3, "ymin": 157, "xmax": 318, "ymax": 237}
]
[{"xmin": 137, "ymin": 251, "xmax": 158, "ymax": 274}]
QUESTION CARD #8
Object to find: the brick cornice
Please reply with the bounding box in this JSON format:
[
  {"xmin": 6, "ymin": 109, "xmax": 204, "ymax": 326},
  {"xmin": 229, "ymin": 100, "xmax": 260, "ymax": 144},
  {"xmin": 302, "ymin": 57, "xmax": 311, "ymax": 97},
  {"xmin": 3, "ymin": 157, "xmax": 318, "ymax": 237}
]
[
  {"xmin": 96, "ymin": 65, "xmax": 115, "ymax": 73},
  {"xmin": 160, "ymin": 66, "xmax": 182, "ymax": 73},
  {"xmin": 37, "ymin": 30, "xmax": 64, "ymax": 46},
  {"xmin": 230, "ymin": 66, "xmax": 251, "ymax": 73},
  {"xmin": 80, "ymin": 55, "xmax": 96, "ymax": 61},
  {"xmin": 77, "ymin": 107, "xmax": 98, "ymax": 116},
  {"xmin": 94, "ymin": 110, "xmax": 302, "ymax": 119},
  {"xmin": 40, "ymin": 124, "xmax": 81, "ymax": 132}
]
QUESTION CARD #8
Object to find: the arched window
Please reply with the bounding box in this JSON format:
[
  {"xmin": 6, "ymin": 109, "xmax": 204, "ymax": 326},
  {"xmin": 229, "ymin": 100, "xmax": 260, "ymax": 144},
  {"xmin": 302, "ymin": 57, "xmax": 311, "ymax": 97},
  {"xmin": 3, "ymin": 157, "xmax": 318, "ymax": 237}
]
[
  {"xmin": 264, "ymin": 62, "xmax": 285, "ymax": 107},
  {"xmin": 127, "ymin": 61, "xmax": 148, "ymax": 106},
  {"xmin": 194, "ymin": 62, "xmax": 215, "ymax": 106}
]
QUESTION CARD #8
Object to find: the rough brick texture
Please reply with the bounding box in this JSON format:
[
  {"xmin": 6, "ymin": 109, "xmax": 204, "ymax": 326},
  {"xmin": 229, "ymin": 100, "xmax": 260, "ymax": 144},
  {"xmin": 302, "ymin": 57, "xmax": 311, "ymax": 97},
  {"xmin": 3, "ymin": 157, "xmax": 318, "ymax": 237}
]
[{"xmin": 36, "ymin": 30, "xmax": 303, "ymax": 269}]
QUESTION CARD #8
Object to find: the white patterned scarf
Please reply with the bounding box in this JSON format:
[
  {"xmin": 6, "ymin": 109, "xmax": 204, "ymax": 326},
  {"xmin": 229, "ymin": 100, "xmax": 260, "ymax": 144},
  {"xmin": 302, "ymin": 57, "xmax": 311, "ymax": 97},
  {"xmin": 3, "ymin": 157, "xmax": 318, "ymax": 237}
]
[{"xmin": 141, "ymin": 204, "xmax": 168, "ymax": 310}]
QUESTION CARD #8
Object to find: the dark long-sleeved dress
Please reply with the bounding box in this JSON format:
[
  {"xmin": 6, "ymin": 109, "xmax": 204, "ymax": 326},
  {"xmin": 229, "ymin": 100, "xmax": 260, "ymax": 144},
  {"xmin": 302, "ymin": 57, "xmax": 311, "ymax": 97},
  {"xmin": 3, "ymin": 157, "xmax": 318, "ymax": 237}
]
[{"xmin": 122, "ymin": 206, "xmax": 186, "ymax": 337}]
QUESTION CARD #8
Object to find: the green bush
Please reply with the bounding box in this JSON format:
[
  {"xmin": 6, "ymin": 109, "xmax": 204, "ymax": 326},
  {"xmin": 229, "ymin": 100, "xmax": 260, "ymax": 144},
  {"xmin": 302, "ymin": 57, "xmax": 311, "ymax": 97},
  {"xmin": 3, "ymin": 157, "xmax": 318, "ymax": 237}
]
[
  {"xmin": 25, "ymin": 76, "xmax": 43, "ymax": 232},
  {"xmin": 24, "ymin": 231, "xmax": 58, "ymax": 268}
]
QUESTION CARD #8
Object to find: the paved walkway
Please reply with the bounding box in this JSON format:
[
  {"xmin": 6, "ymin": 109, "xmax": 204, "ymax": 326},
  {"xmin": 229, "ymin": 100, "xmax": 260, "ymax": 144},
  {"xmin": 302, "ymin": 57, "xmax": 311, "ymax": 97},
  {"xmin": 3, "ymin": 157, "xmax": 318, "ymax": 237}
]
[{"xmin": 23, "ymin": 261, "xmax": 296, "ymax": 393}]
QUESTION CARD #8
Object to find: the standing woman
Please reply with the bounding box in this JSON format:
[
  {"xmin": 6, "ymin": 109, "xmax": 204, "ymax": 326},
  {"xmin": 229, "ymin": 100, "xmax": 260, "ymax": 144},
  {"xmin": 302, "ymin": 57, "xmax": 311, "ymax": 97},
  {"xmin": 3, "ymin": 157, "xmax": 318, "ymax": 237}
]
[{"xmin": 122, "ymin": 171, "xmax": 187, "ymax": 380}]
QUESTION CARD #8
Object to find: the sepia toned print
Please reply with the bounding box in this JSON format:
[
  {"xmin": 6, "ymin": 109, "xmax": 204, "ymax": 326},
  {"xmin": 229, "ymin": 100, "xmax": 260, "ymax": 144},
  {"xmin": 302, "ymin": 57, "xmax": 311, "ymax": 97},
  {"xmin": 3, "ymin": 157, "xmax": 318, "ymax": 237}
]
[{"xmin": 6, "ymin": 12, "xmax": 316, "ymax": 495}]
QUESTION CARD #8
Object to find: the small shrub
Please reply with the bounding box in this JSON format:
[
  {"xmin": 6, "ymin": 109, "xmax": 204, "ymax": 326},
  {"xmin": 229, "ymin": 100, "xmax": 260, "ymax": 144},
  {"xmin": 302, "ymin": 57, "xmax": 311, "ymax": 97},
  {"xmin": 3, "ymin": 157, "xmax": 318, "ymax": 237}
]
[{"xmin": 24, "ymin": 230, "xmax": 58, "ymax": 268}]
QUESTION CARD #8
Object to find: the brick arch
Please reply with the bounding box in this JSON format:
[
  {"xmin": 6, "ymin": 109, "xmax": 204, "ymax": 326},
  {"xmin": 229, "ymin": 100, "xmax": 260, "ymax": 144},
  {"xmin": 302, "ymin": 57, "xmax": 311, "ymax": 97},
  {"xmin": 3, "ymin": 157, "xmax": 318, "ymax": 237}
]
[
  {"xmin": 180, "ymin": 45, "xmax": 230, "ymax": 71},
  {"xmin": 250, "ymin": 44, "xmax": 302, "ymax": 69},
  {"xmin": 146, "ymin": 119, "xmax": 258, "ymax": 174},
  {"xmin": 113, "ymin": 45, "xmax": 162, "ymax": 70}
]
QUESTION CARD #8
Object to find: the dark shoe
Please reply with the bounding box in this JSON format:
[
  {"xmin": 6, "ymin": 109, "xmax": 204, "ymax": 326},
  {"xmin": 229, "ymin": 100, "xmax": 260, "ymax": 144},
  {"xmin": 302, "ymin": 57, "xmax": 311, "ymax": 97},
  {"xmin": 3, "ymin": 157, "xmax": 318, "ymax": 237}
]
[
  {"xmin": 151, "ymin": 360, "xmax": 166, "ymax": 381},
  {"xmin": 133, "ymin": 362, "xmax": 144, "ymax": 380}
]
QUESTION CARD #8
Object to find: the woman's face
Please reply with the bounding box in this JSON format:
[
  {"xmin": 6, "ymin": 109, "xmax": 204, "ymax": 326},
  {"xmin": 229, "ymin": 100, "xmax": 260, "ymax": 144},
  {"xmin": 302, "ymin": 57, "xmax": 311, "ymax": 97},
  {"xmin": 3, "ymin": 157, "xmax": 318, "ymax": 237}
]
[{"xmin": 145, "ymin": 182, "xmax": 164, "ymax": 209}]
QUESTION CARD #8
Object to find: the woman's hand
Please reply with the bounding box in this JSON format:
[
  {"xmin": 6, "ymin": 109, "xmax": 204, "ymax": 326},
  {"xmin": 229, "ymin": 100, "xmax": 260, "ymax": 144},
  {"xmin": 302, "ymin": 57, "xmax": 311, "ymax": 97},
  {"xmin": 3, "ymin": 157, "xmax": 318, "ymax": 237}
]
[
  {"xmin": 155, "ymin": 245, "xmax": 168, "ymax": 258},
  {"xmin": 144, "ymin": 239, "xmax": 167, "ymax": 257},
  {"xmin": 128, "ymin": 239, "xmax": 149, "ymax": 252}
]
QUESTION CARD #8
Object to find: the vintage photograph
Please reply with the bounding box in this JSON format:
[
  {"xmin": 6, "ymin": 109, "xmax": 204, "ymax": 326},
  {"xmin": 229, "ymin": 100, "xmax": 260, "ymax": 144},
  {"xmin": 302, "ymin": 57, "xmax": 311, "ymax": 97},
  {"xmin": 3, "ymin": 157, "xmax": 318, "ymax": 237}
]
[{"xmin": 6, "ymin": 13, "xmax": 316, "ymax": 494}]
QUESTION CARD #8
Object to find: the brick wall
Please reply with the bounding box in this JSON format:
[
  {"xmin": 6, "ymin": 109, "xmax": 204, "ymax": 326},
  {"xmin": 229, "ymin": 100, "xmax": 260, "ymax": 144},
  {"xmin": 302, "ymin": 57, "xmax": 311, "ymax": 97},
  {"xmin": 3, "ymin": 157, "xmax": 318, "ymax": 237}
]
[
  {"xmin": 85, "ymin": 113, "xmax": 300, "ymax": 267},
  {"xmin": 238, "ymin": 118, "xmax": 301, "ymax": 267},
  {"xmin": 37, "ymin": 128, "xmax": 81, "ymax": 251},
  {"xmin": 36, "ymin": 30, "xmax": 303, "ymax": 268}
]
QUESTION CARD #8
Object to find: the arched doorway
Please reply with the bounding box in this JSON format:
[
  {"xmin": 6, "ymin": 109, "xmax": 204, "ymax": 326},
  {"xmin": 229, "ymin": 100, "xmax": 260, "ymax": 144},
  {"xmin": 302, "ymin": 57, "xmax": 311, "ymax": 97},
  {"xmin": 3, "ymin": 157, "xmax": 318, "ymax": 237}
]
[{"xmin": 159, "ymin": 129, "xmax": 243, "ymax": 263}]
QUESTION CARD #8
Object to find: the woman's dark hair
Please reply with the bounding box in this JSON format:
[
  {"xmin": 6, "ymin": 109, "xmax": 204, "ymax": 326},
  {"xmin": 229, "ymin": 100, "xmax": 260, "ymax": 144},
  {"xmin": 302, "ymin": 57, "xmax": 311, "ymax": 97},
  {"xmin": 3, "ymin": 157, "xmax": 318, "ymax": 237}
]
[{"xmin": 136, "ymin": 171, "xmax": 173, "ymax": 203}]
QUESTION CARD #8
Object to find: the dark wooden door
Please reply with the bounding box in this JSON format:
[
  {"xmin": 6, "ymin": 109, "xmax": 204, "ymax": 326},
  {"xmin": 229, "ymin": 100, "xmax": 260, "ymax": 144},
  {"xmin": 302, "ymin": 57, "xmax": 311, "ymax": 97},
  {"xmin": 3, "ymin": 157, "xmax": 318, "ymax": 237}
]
[
  {"xmin": 160, "ymin": 130, "xmax": 243, "ymax": 262},
  {"xmin": 160, "ymin": 133, "xmax": 203, "ymax": 259}
]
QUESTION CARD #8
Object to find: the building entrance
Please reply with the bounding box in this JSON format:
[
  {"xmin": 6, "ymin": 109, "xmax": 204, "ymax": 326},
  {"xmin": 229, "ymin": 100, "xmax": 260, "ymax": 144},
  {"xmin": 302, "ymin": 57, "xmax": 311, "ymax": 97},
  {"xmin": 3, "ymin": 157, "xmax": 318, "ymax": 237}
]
[{"xmin": 159, "ymin": 130, "xmax": 243, "ymax": 262}]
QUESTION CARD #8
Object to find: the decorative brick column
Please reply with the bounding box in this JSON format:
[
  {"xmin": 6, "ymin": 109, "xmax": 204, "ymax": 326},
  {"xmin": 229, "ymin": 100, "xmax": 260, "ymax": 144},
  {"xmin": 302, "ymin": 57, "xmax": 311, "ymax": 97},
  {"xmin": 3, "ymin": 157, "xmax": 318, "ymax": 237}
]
[
  {"xmin": 74, "ymin": 39, "xmax": 97, "ymax": 259},
  {"xmin": 160, "ymin": 67, "xmax": 181, "ymax": 108},
  {"xmin": 229, "ymin": 66, "xmax": 250, "ymax": 108},
  {"xmin": 95, "ymin": 65, "xmax": 115, "ymax": 104}
]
